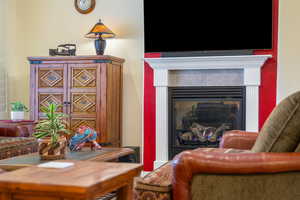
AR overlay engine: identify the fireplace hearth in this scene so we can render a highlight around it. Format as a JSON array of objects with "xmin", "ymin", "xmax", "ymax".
[{"xmin": 169, "ymin": 86, "xmax": 245, "ymax": 159}]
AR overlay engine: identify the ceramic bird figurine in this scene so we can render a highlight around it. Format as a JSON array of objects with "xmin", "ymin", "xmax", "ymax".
[{"xmin": 69, "ymin": 126, "xmax": 101, "ymax": 151}]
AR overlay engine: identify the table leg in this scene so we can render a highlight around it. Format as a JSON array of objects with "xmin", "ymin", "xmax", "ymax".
[{"xmin": 116, "ymin": 181, "xmax": 133, "ymax": 200}]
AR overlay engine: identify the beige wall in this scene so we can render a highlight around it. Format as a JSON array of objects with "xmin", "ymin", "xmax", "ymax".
[
  {"xmin": 0, "ymin": 1, "xmax": 4, "ymax": 59},
  {"xmin": 277, "ymin": 1, "xmax": 300, "ymax": 102},
  {"xmin": 4, "ymin": 0, "xmax": 144, "ymax": 147},
  {"xmin": 0, "ymin": 1, "xmax": 5, "ymax": 117}
]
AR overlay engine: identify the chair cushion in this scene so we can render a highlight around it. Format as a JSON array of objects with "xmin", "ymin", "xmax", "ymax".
[
  {"xmin": 191, "ymin": 171, "xmax": 300, "ymax": 200},
  {"xmin": 252, "ymin": 91, "xmax": 300, "ymax": 152},
  {"xmin": 134, "ymin": 162, "xmax": 172, "ymax": 200}
]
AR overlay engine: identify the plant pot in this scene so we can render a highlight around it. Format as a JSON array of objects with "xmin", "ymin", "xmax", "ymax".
[
  {"xmin": 10, "ymin": 111, "xmax": 25, "ymax": 121},
  {"xmin": 38, "ymin": 136, "xmax": 67, "ymax": 160}
]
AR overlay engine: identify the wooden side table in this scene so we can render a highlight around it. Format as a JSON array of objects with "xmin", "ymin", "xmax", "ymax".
[
  {"xmin": 0, "ymin": 160, "xmax": 143, "ymax": 200},
  {"xmin": 0, "ymin": 121, "xmax": 36, "ymax": 137}
]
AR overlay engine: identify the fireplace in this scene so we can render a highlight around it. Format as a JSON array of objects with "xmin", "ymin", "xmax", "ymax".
[
  {"xmin": 145, "ymin": 55, "xmax": 271, "ymax": 169},
  {"xmin": 168, "ymin": 86, "xmax": 245, "ymax": 159}
]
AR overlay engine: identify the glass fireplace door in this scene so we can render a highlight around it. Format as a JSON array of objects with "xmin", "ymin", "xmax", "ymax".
[{"xmin": 169, "ymin": 87, "xmax": 245, "ymax": 159}]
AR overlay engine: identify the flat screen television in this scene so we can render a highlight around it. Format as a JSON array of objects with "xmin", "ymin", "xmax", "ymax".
[{"xmin": 144, "ymin": 0, "xmax": 273, "ymax": 53}]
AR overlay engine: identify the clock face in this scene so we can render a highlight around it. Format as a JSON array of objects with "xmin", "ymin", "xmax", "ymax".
[
  {"xmin": 78, "ymin": 0, "xmax": 91, "ymax": 11},
  {"xmin": 75, "ymin": 0, "xmax": 95, "ymax": 14}
]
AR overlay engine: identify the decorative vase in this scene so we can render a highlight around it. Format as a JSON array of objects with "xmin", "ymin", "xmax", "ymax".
[
  {"xmin": 94, "ymin": 38, "xmax": 106, "ymax": 55},
  {"xmin": 10, "ymin": 111, "xmax": 25, "ymax": 121},
  {"xmin": 38, "ymin": 136, "xmax": 67, "ymax": 160}
]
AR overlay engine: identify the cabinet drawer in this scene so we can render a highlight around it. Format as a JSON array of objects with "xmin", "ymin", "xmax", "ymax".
[
  {"xmin": 37, "ymin": 64, "xmax": 66, "ymax": 88},
  {"xmin": 70, "ymin": 118, "xmax": 97, "ymax": 132},
  {"xmin": 69, "ymin": 64, "xmax": 99, "ymax": 89},
  {"xmin": 70, "ymin": 93, "xmax": 97, "ymax": 115}
]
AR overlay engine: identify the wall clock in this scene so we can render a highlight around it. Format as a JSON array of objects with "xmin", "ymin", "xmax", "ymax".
[{"xmin": 75, "ymin": 0, "xmax": 96, "ymax": 14}]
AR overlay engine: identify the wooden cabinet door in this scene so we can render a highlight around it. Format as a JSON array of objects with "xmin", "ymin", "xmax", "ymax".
[
  {"xmin": 34, "ymin": 64, "xmax": 67, "ymax": 120},
  {"xmin": 68, "ymin": 64, "xmax": 100, "ymax": 137}
]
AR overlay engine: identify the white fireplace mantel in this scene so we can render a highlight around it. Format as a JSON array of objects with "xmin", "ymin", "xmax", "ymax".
[
  {"xmin": 145, "ymin": 55, "xmax": 271, "ymax": 70},
  {"xmin": 144, "ymin": 55, "xmax": 272, "ymax": 169},
  {"xmin": 145, "ymin": 55, "xmax": 272, "ymax": 86}
]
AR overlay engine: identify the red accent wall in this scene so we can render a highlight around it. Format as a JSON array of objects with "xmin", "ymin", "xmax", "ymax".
[
  {"xmin": 256, "ymin": 0, "xmax": 279, "ymax": 128},
  {"xmin": 143, "ymin": 0, "xmax": 278, "ymax": 171},
  {"xmin": 143, "ymin": 53, "xmax": 161, "ymax": 171}
]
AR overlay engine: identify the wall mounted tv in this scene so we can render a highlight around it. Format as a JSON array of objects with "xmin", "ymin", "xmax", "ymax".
[{"xmin": 144, "ymin": 0, "xmax": 273, "ymax": 53}]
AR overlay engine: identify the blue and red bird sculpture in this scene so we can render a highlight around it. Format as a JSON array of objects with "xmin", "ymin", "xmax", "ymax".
[{"xmin": 69, "ymin": 126, "xmax": 101, "ymax": 151}]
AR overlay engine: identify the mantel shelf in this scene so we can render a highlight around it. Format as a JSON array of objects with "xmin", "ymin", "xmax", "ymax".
[{"xmin": 145, "ymin": 55, "xmax": 272, "ymax": 70}]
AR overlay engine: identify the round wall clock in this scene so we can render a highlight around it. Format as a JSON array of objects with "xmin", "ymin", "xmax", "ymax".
[{"xmin": 75, "ymin": 0, "xmax": 96, "ymax": 14}]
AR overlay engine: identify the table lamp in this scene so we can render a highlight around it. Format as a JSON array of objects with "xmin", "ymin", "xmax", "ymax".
[{"xmin": 85, "ymin": 19, "xmax": 115, "ymax": 55}]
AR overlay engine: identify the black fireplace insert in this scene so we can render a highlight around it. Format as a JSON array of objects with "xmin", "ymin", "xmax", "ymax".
[{"xmin": 169, "ymin": 86, "xmax": 246, "ymax": 159}]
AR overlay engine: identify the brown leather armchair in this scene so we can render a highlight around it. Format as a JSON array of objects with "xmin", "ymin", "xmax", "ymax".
[
  {"xmin": 0, "ymin": 121, "xmax": 36, "ymax": 137},
  {"xmin": 135, "ymin": 91, "xmax": 300, "ymax": 200},
  {"xmin": 172, "ymin": 130, "xmax": 300, "ymax": 200}
]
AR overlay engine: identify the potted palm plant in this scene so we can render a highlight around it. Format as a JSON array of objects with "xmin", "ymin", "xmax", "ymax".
[
  {"xmin": 10, "ymin": 102, "xmax": 29, "ymax": 121},
  {"xmin": 33, "ymin": 103, "xmax": 70, "ymax": 160}
]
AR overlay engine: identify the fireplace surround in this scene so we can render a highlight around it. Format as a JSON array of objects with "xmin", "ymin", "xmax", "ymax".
[{"xmin": 145, "ymin": 55, "xmax": 271, "ymax": 169}]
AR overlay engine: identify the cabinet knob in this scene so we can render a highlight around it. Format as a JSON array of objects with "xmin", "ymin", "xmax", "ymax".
[{"xmin": 63, "ymin": 101, "xmax": 71, "ymax": 105}]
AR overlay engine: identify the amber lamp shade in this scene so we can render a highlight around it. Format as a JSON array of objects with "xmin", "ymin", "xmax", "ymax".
[{"xmin": 85, "ymin": 19, "xmax": 116, "ymax": 55}]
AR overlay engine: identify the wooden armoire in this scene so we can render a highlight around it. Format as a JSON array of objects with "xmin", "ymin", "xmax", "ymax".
[{"xmin": 28, "ymin": 56, "xmax": 124, "ymax": 147}]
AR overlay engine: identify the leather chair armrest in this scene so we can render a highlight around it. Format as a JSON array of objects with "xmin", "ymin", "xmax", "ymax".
[
  {"xmin": 172, "ymin": 150, "xmax": 300, "ymax": 200},
  {"xmin": 219, "ymin": 130, "xmax": 258, "ymax": 150},
  {"xmin": 16, "ymin": 125, "xmax": 35, "ymax": 137},
  {"xmin": 0, "ymin": 123, "xmax": 36, "ymax": 137}
]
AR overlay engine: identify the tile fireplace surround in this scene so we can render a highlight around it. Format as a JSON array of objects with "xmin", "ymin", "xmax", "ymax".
[{"xmin": 145, "ymin": 55, "xmax": 272, "ymax": 169}]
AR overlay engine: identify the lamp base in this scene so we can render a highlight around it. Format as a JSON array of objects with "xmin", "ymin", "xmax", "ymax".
[{"xmin": 94, "ymin": 38, "xmax": 106, "ymax": 55}]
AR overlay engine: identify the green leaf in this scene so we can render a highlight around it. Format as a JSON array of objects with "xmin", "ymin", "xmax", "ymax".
[
  {"xmin": 10, "ymin": 101, "xmax": 29, "ymax": 112},
  {"xmin": 33, "ymin": 132, "xmax": 49, "ymax": 138}
]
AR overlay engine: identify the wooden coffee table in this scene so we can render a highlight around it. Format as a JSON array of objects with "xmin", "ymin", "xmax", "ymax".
[
  {"xmin": 0, "ymin": 160, "xmax": 143, "ymax": 200},
  {"xmin": 0, "ymin": 147, "xmax": 134, "ymax": 171}
]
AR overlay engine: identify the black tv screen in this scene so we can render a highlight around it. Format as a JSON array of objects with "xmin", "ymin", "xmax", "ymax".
[{"xmin": 144, "ymin": 0, "xmax": 273, "ymax": 53}]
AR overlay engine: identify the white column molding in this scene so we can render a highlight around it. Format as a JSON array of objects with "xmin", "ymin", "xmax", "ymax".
[
  {"xmin": 244, "ymin": 67, "xmax": 261, "ymax": 86},
  {"xmin": 246, "ymin": 86, "xmax": 260, "ymax": 132},
  {"xmin": 154, "ymin": 69, "xmax": 169, "ymax": 87},
  {"xmin": 154, "ymin": 86, "xmax": 169, "ymax": 169},
  {"xmin": 243, "ymin": 67, "xmax": 261, "ymax": 132},
  {"xmin": 154, "ymin": 69, "xmax": 170, "ymax": 168}
]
